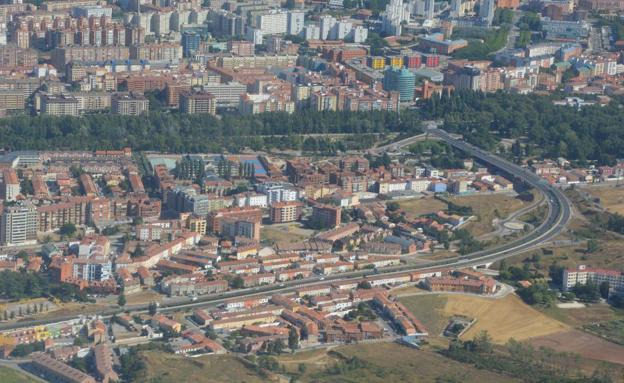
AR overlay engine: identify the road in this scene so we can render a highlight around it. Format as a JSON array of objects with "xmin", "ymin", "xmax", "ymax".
[{"xmin": 0, "ymin": 127, "xmax": 573, "ymax": 332}]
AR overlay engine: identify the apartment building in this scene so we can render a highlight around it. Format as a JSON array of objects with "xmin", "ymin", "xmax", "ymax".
[
  {"xmin": 2, "ymin": 168, "xmax": 20, "ymax": 201},
  {"xmin": 312, "ymin": 204, "xmax": 341, "ymax": 228},
  {"xmin": 0, "ymin": 201, "xmax": 38, "ymax": 246},
  {"xmin": 179, "ymin": 91, "xmax": 216, "ymax": 115},
  {"xmin": 112, "ymin": 93, "xmax": 149, "ymax": 115},
  {"xmin": 270, "ymin": 201, "xmax": 303, "ymax": 223},
  {"xmin": 563, "ymin": 265, "xmax": 624, "ymax": 293},
  {"xmin": 40, "ymin": 94, "xmax": 80, "ymax": 116}
]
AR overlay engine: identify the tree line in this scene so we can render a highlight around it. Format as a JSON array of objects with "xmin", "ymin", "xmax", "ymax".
[
  {"xmin": 421, "ymin": 91, "xmax": 624, "ymax": 166},
  {"xmin": 0, "ymin": 110, "xmax": 421, "ymax": 154}
]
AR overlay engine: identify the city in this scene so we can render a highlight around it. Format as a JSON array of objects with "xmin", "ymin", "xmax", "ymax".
[{"xmin": 0, "ymin": 0, "xmax": 622, "ymax": 382}]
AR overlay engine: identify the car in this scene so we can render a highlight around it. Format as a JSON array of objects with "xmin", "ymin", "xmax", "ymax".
[
  {"xmin": 319, "ymin": 277, "xmax": 325, "ymax": 281},
  {"xmin": 279, "ymin": 283, "xmax": 285, "ymax": 287}
]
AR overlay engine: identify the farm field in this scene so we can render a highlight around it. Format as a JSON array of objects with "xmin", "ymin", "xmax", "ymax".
[{"xmin": 400, "ymin": 293, "xmax": 568, "ymax": 343}]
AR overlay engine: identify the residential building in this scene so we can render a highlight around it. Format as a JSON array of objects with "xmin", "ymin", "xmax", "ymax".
[
  {"xmin": 311, "ymin": 204, "xmax": 341, "ymax": 228},
  {"xmin": 182, "ymin": 31, "xmax": 200, "ymax": 58},
  {"xmin": 2, "ymin": 168, "xmax": 20, "ymax": 201},
  {"xmin": 179, "ymin": 91, "xmax": 216, "ymax": 115},
  {"xmin": 40, "ymin": 94, "xmax": 80, "ymax": 116},
  {"xmin": 270, "ymin": 201, "xmax": 303, "ymax": 223},
  {"xmin": 31, "ymin": 353, "xmax": 96, "ymax": 383},
  {"xmin": 0, "ymin": 201, "xmax": 38, "ymax": 246},
  {"xmin": 563, "ymin": 265, "xmax": 624, "ymax": 294},
  {"xmin": 112, "ymin": 93, "xmax": 149, "ymax": 115}
]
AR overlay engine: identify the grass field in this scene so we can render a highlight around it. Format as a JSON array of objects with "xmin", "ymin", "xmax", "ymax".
[
  {"xmin": 447, "ymin": 193, "xmax": 527, "ymax": 237},
  {"xmin": 124, "ymin": 290, "xmax": 163, "ymax": 306},
  {"xmin": 399, "ymin": 193, "xmax": 530, "ymax": 238},
  {"xmin": 400, "ymin": 294, "xmax": 569, "ymax": 344},
  {"xmin": 139, "ymin": 344, "xmax": 521, "ymax": 383},
  {"xmin": 280, "ymin": 343, "xmax": 520, "ymax": 383},
  {"xmin": 0, "ymin": 367, "xmax": 37, "ymax": 383},
  {"xmin": 261, "ymin": 223, "xmax": 314, "ymax": 244},
  {"xmin": 397, "ymin": 294, "xmax": 449, "ymax": 336},
  {"xmin": 529, "ymin": 329, "xmax": 624, "ymax": 365},
  {"xmin": 583, "ymin": 185, "xmax": 624, "ymax": 215},
  {"xmin": 505, "ymin": 236, "xmax": 624, "ymax": 272},
  {"xmin": 540, "ymin": 303, "xmax": 624, "ymax": 328},
  {"xmin": 141, "ymin": 350, "xmax": 267, "ymax": 383},
  {"xmin": 398, "ymin": 197, "xmax": 447, "ymax": 218}
]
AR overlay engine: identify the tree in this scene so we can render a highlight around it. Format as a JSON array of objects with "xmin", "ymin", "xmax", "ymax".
[
  {"xmin": 386, "ymin": 201, "xmax": 400, "ymax": 212},
  {"xmin": 288, "ymin": 327, "xmax": 299, "ymax": 350},
  {"xmin": 587, "ymin": 239, "xmax": 599, "ymax": 254},
  {"xmin": 298, "ymin": 363, "xmax": 307, "ymax": 374},
  {"xmin": 148, "ymin": 301, "xmax": 158, "ymax": 316},
  {"xmin": 572, "ymin": 283, "xmax": 600, "ymax": 302},
  {"xmin": 131, "ymin": 245, "xmax": 144, "ymax": 258},
  {"xmin": 118, "ymin": 294, "xmax": 127, "ymax": 307},
  {"xmin": 59, "ymin": 223, "xmax": 77, "ymax": 237},
  {"xmin": 357, "ymin": 281, "xmax": 372, "ymax": 289},
  {"xmin": 548, "ymin": 263, "xmax": 564, "ymax": 286},
  {"xmin": 230, "ymin": 276, "xmax": 245, "ymax": 289},
  {"xmin": 599, "ymin": 282, "xmax": 610, "ymax": 300}
]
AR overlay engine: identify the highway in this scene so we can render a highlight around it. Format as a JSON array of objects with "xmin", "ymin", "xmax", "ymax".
[{"xmin": 0, "ymin": 127, "xmax": 573, "ymax": 332}]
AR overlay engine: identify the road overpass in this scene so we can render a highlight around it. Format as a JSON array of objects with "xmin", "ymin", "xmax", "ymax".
[{"xmin": 0, "ymin": 128, "xmax": 573, "ymax": 332}]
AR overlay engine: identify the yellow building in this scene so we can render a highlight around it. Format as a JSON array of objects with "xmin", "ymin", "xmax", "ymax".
[
  {"xmin": 387, "ymin": 56, "xmax": 403, "ymax": 68},
  {"xmin": 187, "ymin": 216, "xmax": 207, "ymax": 236},
  {"xmin": 368, "ymin": 56, "xmax": 386, "ymax": 70}
]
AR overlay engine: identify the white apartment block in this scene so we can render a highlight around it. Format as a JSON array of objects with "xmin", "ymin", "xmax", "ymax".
[
  {"xmin": 235, "ymin": 193, "xmax": 268, "ymax": 208},
  {"xmin": 255, "ymin": 10, "xmax": 288, "ymax": 35},
  {"xmin": 320, "ymin": 15, "xmax": 336, "ymax": 40},
  {"xmin": 305, "ymin": 25, "xmax": 320, "ymax": 40},
  {"xmin": 287, "ymin": 11, "xmax": 305, "ymax": 35},
  {"xmin": 563, "ymin": 265, "xmax": 624, "ymax": 293}
]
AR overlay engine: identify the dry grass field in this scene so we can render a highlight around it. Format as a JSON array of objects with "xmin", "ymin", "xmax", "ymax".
[
  {"xmin": 529, "ymin": 329, "xmax": 624, "ymax": 365},
  {"xmin": 261, "ymin": 223, "xmax": 314, "ymax": 244},
  {"xmin": 584, "ymin": 185, "xmax": 624, "ymax": 215},
  {"xmin": 448, "ymin": 193, "xmax": 527, "ymax": 237},
  {"xmin": 540, "ymin": 303, "xmax": 624, "ymax": 327},
  {"xmin": 139, "ymin": 343, "xmax": 521, "ymax": 383},
  {"xmin": 444, "ymin": 294, "xmax": 569, "ymax": 343},
  {"xmin": 398, "ymin": 196, "xmax": 447, "ymax": 218},
  {"xmin": 278, "ymin": 342, "xmax": 520, "ymax": 383},
  {"xmin": 400, "ymin": 294, "xmax": 569, "ymax": 344},
  {"xmin": 141, "ymin": 350, "xmax": 267, "ymax": 383},
  {"xmin": 0, "ymin": 367, "xmax": 36, "ymax": 383},
  {"xmin": 124, "ymin": 290, "xmax": 162, "ymax": 306}
]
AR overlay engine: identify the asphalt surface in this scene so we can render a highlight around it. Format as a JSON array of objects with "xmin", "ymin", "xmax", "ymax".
[{"xmin": 0, "ymin": 127, "xmax": 573, "ymax": 332}]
